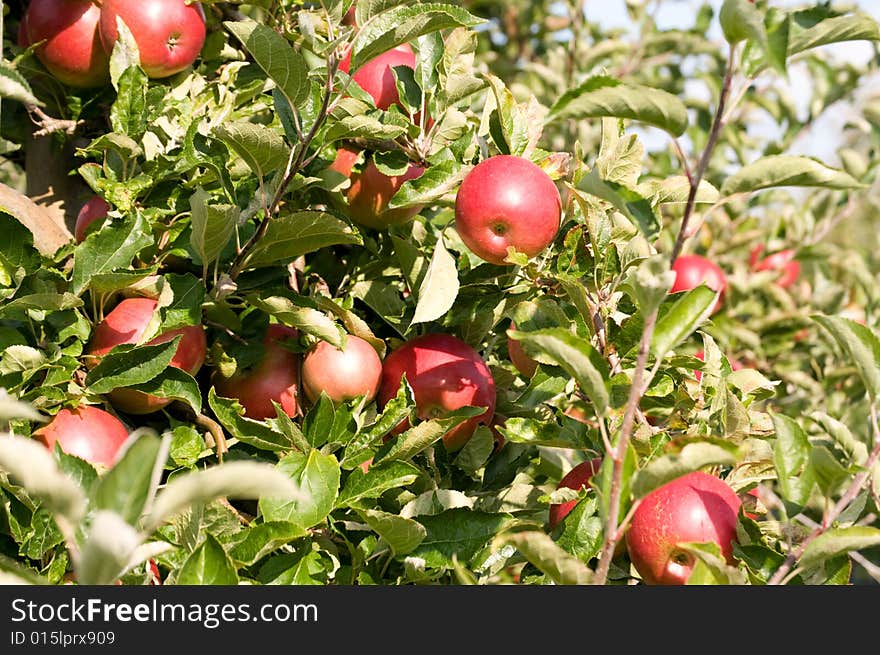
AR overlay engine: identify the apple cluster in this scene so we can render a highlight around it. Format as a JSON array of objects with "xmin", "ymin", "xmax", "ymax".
[{"xmin": 20, "ymin": 0, "xmax": 207, "ymax": 88}]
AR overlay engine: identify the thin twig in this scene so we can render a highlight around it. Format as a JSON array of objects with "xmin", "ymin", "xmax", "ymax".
[
  {"xmin": 669, "ymin": 44, "xmax": 737, "ymax": 266},
  {"xmin": 194, "ymin": 412, "xmax": 228, "ymax": 461}
]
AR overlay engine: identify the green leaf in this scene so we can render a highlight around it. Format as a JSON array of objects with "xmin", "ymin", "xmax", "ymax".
[
  {"xmin": 719, "ymin": 0, "xmax": 766, "ymax": 46},
  {"xmin": 576, "ymin": 169, "xmax": 659, "ymax": 239},
  {"xmin": 324, "ymin": 114, "xmax": 408, "ymax": 143},
  {"xmin": 720, "ymin": 156, "xmax": 864, "ymax": 196},
  {"xmin": 0, "ymin": 293, "xmax": 83, "ymax": 319},
  {"xmin": 358, "ymin": 509, "xmax": 427, "ymax": 556},
  {"xmin": 337, "ymin": 461, "xmax": 420, "ymax": 508},
  {"xmin": 547, "ymin": 75, "xmax": 689, "ymax": 137},
  {"xmin": 631, "ymin": 440, "xmax": 740, "ymax": 499},
  {"xmin": 799, "ymin": 527, "xmax": 880, "ymax": 572},
  {"xmin": 77, "ymin": 511, "xmax": 143, "ymax": 585},
  {"xmin": 247, "ymin": 294, "xmax": 345, "ymax": 349},
  {"xmin": 771, "ymin": 413, "xmax": 815, "ymax": 507},
  {"xmin": 501, "ymin": 530, "xmax": 594, "ymax": 584},
  {"xmin": 788, "ymin": 14, "xmax": 880, "ymax": 58},
  {"xmin": 176, "ymin": 534, "xmax": 238, "ymax": 585},
  {"xmin": 387, "ymin": 160, "xmax": 467, "ymax": 209},
  {"xmin": 214, "ymin": 121, "xmax": 290, "ymax": 180},
  {"xmin": 497, "ymin": 416, "xmax": 590, "ymax": 450},
  {"xmin": 244, "ymin": 211, "xmax": 362, "ymax": 269},
  {"xmin": 208, "ymin": 388, "xmax": 295, "ymax": 452},
  {"xmin": 373, "ymin": 407, "xmax": 486, "ymax": 463},
  {"xmin": 621, "ymin": 254, "xmax": 676, "ymax": 316},
  {"xmin": 189, "ymin": 187, "xmax": 239, "ymax": 271},
  {"xmin": 681, "ymin": 541, "xmax": 748, "ymax": 585},
  {"xmin": 0, "ymin": 60, "xmax": 42, "ymax": 106},
  {"xmin": 651, "ymin": 285, "xmax": 718, "ymax": 358},
  {"xmin": 349, "ymin": 3, "xmax": 483, "ymax": 71},
  {"xmin": 71, "ymin": 212, "xmax": 154, "ymax": 295},
  {"xmin": 84, "ymin": 338, "xmax": 180, "ymax": 394},
  {"xmin": 411, "ymin": 236, "xmax": 459, "ymax": 325},
  {"xmin": 93, "ymin": 431, "xmax": 167, "ymax": 526},
  {"xmin": 507, "ymin": 328, "xmax": 609, "ymax": 416},
  {"xmin": 453, "ymin": 425, "xmax": 494, "ymax": 476},
  {"xmin": 339, "ymin": 380, "xmax": 414, "ymax": 470},
  {"xmin": 144, "ymin": 462, "xmax": 303, "ymax": 534},
  {"xmin": 259, "ymin": 450, "xmax": 340, "ymax": 529},
  {"xmin": 555, "ymin": 496, "xmax": 604, "ymax": 563},
  {"xmin": 412, "ymin": 508, "xmax": 512, "ymax": 569},
  {"xmin": 110, "ymin": 64, "xmax": 148, "ymax": 139},
  {"xmin": 225, "ymin": 20, "xmax": 310, "ymax": 108},
  {"xmin": 128, "ymin": 367, "xmax": 203, "ymax": 415},
  {"xmin": 229, "ymin": 521, "xmax": 308, "ymax": 566},
  {"xmin": 813, "ymin": 315, "xmax": 880, "ymax": 402}
]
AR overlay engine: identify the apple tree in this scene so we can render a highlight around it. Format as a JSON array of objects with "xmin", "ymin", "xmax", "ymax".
[{"xmin": 0, "ymin": 0, "xmax": 879, "ymax": 586}]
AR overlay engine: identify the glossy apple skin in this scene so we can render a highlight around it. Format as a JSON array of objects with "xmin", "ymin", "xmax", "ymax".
[
  {"xmin": 23, "ymin": 0, "xmax": 110, "ymax": 88},
  {"xmin": 454, "ymin": 155, "xmax": 562, "ymax": 266},
  {"xmin": 749, "ymin": 245, "xmax": 800, "ymax": 289},
  {"xmin": 507, "ymin": 321, "xmax": 538, "ymax": 378},
  {"xmin": 34, "ymin": 405, "xmax": 129, "ymax": 468},
  {"xmin": 625, "ymin": 471, "xmax": 741, "ymax": 585},
  {"xmin": 301, "ymin": 334, "xmax": 383, "ymax": 405},
  {"xmin": 340, "ymin": 43, "xmax": 416, "ymax": 111},
  {"xmin": 74, "ymin": 196, "xmax": 111, "ymax": 243},
  {"xmin": 670, "ymin": 254, "xmax": 727, "ymax": 314},
  {"xmin": 548, "ymin": 458, "xmax": 603, "ymax": 531},
  {"xmin": 85, "ymin": 297, "xmax": 207, "ymax": 414},
  {"xmin": 331, "ymin": 146, "xmax": 425, "ymax": 229},
  {"xmin": 213, "ymin": 325, "xmax": 300, "ymax": 420},
  {"xmin": 99, "ymin": 0, "xmax": 206, "ymax": 79},
  {"xmin": 377, "ymin": 333, "xmax": 496, "ymax": 452}
]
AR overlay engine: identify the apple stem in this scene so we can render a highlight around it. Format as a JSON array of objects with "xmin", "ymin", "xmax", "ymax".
[
  {"xmin": 669, "ymin": 42, "xmax": 737, "ymax": 266},
  {"xmin": 768, "ymin": 402, "xmax": 880, "ymax": 584},
  {"xmin": 194, "ymin": 412, "xmax": 228, "ymax": 461}
]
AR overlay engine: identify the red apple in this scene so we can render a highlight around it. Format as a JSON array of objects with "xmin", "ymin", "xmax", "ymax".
[
  {"xmin": 339, "ymin": 43, "xmax": 416, "ymax": 112},
  {"xmin": 74, "ymin": 195, "xmax": 111, "ymax": 243},
  {"xmin": 85, "ymin": 297, "xmax": 207, "ymax": 414},
  {"xmin": 625, "ymin": 470, "xmax": 741, "ymax": 585},
  {"xmin": 749, "ymin": 245, "xmax": 800, "ymax": 289},
  {"xmin": 376, "ymin": 333, "xmax": 496, "ymax": 452},
  {"xmin": 23, "ymin": 0, "xmax": 110, "ymax": 88},
  {"xmin": 507, "ymin": 321, "xmax": 538, "ymax": 378},
  {"xmin": 301, "ymin": 334, "xmax": 383, "ymax": 405},
  {"xmin": 212, "ymin": 325, "xmax": 300, "ymax": 420},
  {"xmin": 454, "ymin": 155, "xmax": 562, "ymax": 266},
  {"xmin": 33, "ymin": 405, "xmax": 129, "ymax": 468},
  {"xmin": 670, "ymin": 254, "xmax": 727, "ymax": 314},
  {"xmin": 98, "ymin": 0, "xmax": 206, "ymax": 79},
  {"xmin": 548, "ymin": 457, "xmax": 603, "ymax": 531},
  {"xmin": 331, "ymin": 146, "xmax": 425, "ymax": 229},
  {"xmin": 342, "ymin": 5, "xmax": 357, "ymax": 27}
]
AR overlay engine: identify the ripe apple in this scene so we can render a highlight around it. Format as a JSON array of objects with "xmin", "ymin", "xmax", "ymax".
[
  {"xmin": 74, "ymin": 195, "xmax": 111, "ymax": 243},
  {"xmin": 454, "ymin": 155, "xmax": 562, "ymax": 266},
  {"xmin": 376, "ymin": 333, "xmax": 496, "ymax": 452},
  {"xmin": 507, "ymin": 321, "xmax": 538, "ymax": 378},
  {"xmin": 23, "ymin": 0, "xmax": 110, "ymax": 88},
  {"xmin": 212, "ymin": 325, "xmax": 300, "ymax": 420},
  {"xmin": 670, "ymin": 254, "xmax": 727, "ymax": 314},
  {"xmin": 85, "ymin": 297, "xmax": 207, "ymax": 414},
  {"xmin": 33, "ymin": 405, "xmax": 129, "ymax": 468},
  {"xmin": 301, "ymin": 334, "xmax": 383, "ymax": 405},
  {"xmin": 98, "ymin": 0, "xmax": 206, "ymax": 79},
  {"xmin": 339, "ymin": 43, "xmax": 416, "ymax": 112},
  {"xmin": 548, "ymin": 457, "xmax": 603, "ymax": 531},
  {"xmin": 625, "ymin": 470, "xmax": 741, "ymax": 585},
  {"xmin": 749, "ymin": 245, "xmax": 800, "ymax": 289},
  {"xmin": 330, "ymin": 146, "xmax": 425, "ymax": 229}
]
